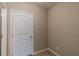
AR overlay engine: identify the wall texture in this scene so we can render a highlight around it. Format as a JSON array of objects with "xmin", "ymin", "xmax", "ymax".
[
  {"xmin": 0, "ymin": 3, "xmax": 3, "ymax": 8},
  {"xmin": 48, "ymin": 2, "xmax": 79, "ymax": 56},
  {"xmin": 7, "ymin": 2, "xmax": 48, "ymax": 52}
]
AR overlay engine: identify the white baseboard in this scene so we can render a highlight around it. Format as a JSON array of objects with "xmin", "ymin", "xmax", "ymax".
[
  {"xmin": 47, "ymin": 48, "xmax": 60, "ymax": 56},
  {"xmin": 32, "ymin": 48, "xmax": 60, "ymax": 56},
  {"xmin": 32, "ymin": 48, "xmax": 48, "ymax": 55}
]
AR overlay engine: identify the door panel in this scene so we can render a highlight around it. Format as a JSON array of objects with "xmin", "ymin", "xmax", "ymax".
[
  {"xmin": 14, "ymin": 36, "xmax": 31, "ymax": 56},
  {"xmin": 15, "ymin": 14, "xmax": 29, "ymax": 35},
  {"xmin": 12, "ymin": 10, "xmax": 33, "ymax": 56}
]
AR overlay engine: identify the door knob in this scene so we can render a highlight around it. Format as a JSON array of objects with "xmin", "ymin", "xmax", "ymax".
[
  {"xmin": 28, "ymin": 35, "xmax": 32, "ymax": 38},
  {"xmin": 29, "ymin": 36, "xmax": 32, "ymax": 38}
]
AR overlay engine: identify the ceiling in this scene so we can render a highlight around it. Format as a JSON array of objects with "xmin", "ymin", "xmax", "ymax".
[
  {"xmin": 0, "ymin": 2, "xmax": 56, "ymax": 9},
  {"xmin": 29, "ymin": 2, "xmax": 56, "ymax": 9}
]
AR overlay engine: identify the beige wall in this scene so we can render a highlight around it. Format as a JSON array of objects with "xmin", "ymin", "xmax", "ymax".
[
  {"xmin": 7, "ymin": 2, "xmax": 48, "ymax": 52},
  {"xmin": 6, "ymin": 2, "xmax": 79, "ymax": 56},
  {"xmin": 0, "ymin": 3, "xmax": 3, "ymax": 8},
  {"xmin": 48, "ymin": 2, "xmax": 79, "ymax": 56}
]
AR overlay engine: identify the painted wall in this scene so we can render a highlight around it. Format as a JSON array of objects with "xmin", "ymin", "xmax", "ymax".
[
  {"xmin": 7, "ymin": 2, "xmax": 48, "ymax": 52},
  {"xmin": 0, "ymin": 3, "xmax": 2, "ymax": 8},
  {"xmin": 48, "ymin": 2, "xmax": 79, "ymax": 56}
]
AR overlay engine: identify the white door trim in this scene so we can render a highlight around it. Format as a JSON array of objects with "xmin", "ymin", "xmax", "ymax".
[{"xmin": 1, "ymin": 8, "xmax": 7, "ymax": 56}]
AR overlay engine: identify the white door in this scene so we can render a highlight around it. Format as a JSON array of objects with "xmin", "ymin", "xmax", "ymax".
[{"xmin": 12, "ymin": 10, "xmax": 33, "ymax": 56}]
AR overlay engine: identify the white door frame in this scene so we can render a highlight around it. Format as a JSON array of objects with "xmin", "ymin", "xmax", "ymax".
[
  {"xmin": 1, "ymin": 8, "xmax": 7, "ymax": 56},
  {"xmin": 9, "ymin": 9, "xmax": 34, "ymax": 56}
]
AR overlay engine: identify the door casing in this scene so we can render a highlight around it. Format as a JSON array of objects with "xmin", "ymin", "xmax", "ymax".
[
  {"xmin": 7, "ymin": 9, "xmax": 34, "ymax": 56},
  {"xmin": 1, "ymin": 8, "xmax": 7, "ymax": 56}
]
